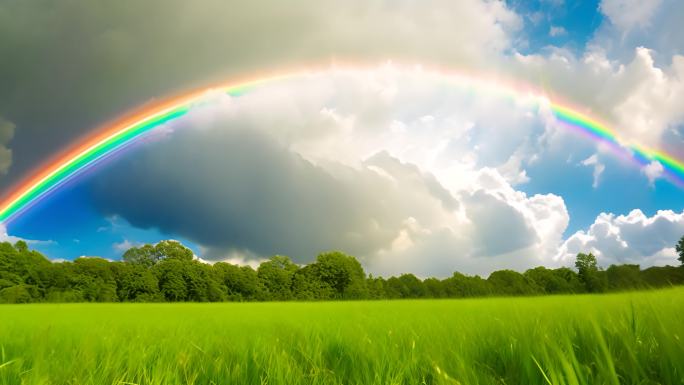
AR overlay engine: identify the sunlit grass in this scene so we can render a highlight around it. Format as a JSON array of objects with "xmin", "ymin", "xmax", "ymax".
[{"xmin": 0, "ymin": 288, "xmax": 683, "ymax": 384}]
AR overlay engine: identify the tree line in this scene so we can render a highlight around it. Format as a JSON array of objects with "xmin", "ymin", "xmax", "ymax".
[{"xmin": 1, "ymin": 239, "xmax": 683, "ymax": 303}]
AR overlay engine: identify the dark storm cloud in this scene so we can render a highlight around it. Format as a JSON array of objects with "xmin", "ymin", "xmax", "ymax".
[
  {"xmin": 461, "ymin": 190, "xmax": 538, "ymax": 256},
  {"xmin": 0, "ymin": 117, "xmax": 14, "ymax": 174},
  {"xmin": 0, "ymin": 0, "xmax": 519, "ymax": 190},
  {"xmin": 88, "ymin": 121, "xmax": 462, "ymax": 261}
]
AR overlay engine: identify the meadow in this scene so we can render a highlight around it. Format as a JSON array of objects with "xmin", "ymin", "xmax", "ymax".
[{"xmin": 0, "ymin": 288, "xmax": 683, "ymax": 385}]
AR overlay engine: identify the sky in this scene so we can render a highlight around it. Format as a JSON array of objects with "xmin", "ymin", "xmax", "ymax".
[{"xmin": 1, "ymin": 0, "xmax": 684, "ymax": 277}]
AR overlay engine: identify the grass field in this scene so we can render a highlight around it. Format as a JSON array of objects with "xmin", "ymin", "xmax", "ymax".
[{"xmin": 0, "ymin": 288, "xmax": 683, "ymax": 385}]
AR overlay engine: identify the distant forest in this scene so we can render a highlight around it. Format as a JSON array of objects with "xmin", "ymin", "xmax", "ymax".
[{"xmin": 1, "ymin": 239, "xmax": 684, "ymax": 303}]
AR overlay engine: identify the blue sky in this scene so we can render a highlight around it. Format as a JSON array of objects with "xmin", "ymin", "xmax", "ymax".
[
  {"xmin": 2, "ymin": 0, "xmax": 684, "ymax": 276},
  {"xmin": 511, "ymin": 0, "xmax": 603, "ymax": 53}
]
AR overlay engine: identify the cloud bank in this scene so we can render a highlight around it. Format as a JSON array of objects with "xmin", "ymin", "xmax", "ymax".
[
  {"xmin": 559, "ymin": 209, "xmax": 684, "ymax": 267},
  {"xmin": 1, "ymin": 0, "xmax": 684, "ymax": 275},
  {"xmin": 90, "ymin": 70, "xmax": 570, "ymax": 276}
]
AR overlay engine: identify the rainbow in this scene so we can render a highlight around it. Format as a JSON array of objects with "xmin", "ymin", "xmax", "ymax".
[{"xmin": 0, "ymin": 66, "xmax": 681, "ymax": 224}]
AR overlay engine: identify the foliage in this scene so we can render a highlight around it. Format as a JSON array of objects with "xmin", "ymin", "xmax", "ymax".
[
  {"xmin": 1, "ymin": 239, "xmax": 684, "ymax": 303},
  {"xmin": 122, "ymin": 240, "xmax": 193, "ymax": 268},
  {"xmin": 257, "ymin": 255, "xmax": 299, "ymax": 300},
  {"xmin": 677, "ymin": 234, "xmax": 684, "ymax": 265},
  {"xmin": 575, "ymin": 252, "xmax": 608, "ymax": 293}
]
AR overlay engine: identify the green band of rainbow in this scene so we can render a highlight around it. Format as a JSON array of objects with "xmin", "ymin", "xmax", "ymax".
[{"xmin": 0, "ymin": 68, "xmax": 682, "ymax": 225}]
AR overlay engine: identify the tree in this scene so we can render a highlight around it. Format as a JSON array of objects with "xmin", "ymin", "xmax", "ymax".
[
  {"xmin": 113, "ymin": 263, "xmax": 160, "ymax": 302},
  {"xmin": 123, "ymin": 240, "xmax": 194, "ymax": 268},
  {"xmin": 153, "ymin": 259, "xmax": 189, "ymax": 301},
  {"xmin": 606, "ymin": 264, "xmax": 644, "ymax": 291},
  {"xmin": 676, "ymin": 235, "xmax": 684, "ymax": 265},
  {"xmin": 122, "ymin": 244, "xmax": 159, "ymax": 268},
  {"xmin": 0, "ymin": 285, "xmax": 35, "ymax": 303},
  {"xmin": 366, "ymin": 275, "xmax": 388, "ymax": 299},
  {"xmin": 442, "ymin": 272, "xmax": 491, "ymax": 298},
  {"xmin": 71, "ymin": 257, "xmax": 118, "ymax": 302},
  {"xmin": 14, "ymin": 240, "xmax": 28, "ymax": 253},
  {"xmin": 385, "ymin": 274, "xmax": 426, "ymax": 298},
  {"xmin": 257, "ymin": 255, "xmax": 299, "ymax": 300},
  {"xmin": 155, "ymin": 240, "xmax": 194, "ymax": 262},
  {"xmin": 213, "ymin": 263, "xmax": 262, "ymax": 301},
  {"xmin": 575, "ymin": 253, "xmax": 607, "ymax": 293},
  {"xmin": 641, "ymin": 265, "xmax": 684, "ymax": 287},
  {"xmin": 314, "ymin": 251, "xmax": 368, "ymax": 299},
  {"xmin": 487, "ymin": 270, "xmax": 541, "ymax": 296},
  {"xmin": 524, "ymin": 266, "xmax": 582, "ymax": 294},
  {"xmin": 291, "ymin": 264, "xmax": 334, "ymax": 300},
  {"xmin": 423, "ymin": 278, "xmax": 445, "ymax": 298}
]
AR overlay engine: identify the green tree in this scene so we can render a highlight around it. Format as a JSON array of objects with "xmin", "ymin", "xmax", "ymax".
[
  {"xmin": 366, "ymin": 275, "xmax": 388, "ymax": 299},
  {"xmin": 213, "ymin": 263, "xmax": 262, "ymax": 301},
  {"xmin": 385, "ymin": 274, "xmax": 426, "ymax": 298},
  {"xmin": 575, "ymin": 253, "xmax": 607, "ymax": 293},
  {"xmin": 14, "ymin": 240, "xmax": 28, "ymax": 253},
  {"xmin": 113, "ymin": 263, "xmax": 160, "ymax": 302},
  {"xmin": 153, "ymin": 259, "xmax": 189, "ymax": 301},
  {"xmin": 71, "ymin": 257, "xmax": 118, "ymax": 302},
  {"xmin": 122, "ymin": 244, "xmax": 159, "ymax": 268},
  {"xmin": 291, "ymin": 264, "xmax": 334, "ymax": 300},
  {"xmin": 155, "ymin": 240, "xmax": 194, "ymax": 262},
  {"xmin": 676, "ymin": 235, "xmax": 684, "ymax": 265},
  {"xmin": 524, "ymin": 266, "xmax": 582, "ymax": 294},
  {"xmin": 488, "ymin": 270, "xmax": 541, "ymax": 296},
  {"xmin": 0, "ymin": 285, "xmax": 35, "ymax": 303},
  {"xmin": 257, "ymin": 255, "xmax": 299, "ymax": 300},
  {"xmin": 606, "ymin": 264, "xmax": 644, "ymax": 291},
  {"xmin": 123, "ymin": 240, "xmax": 193, "ymax": 267},
  {"xmin": 314, "ymin": 251, "xmax": 368, "ymax": 299},
  {"xmin": 423, "ymin": 278, "xmax": 445, "ymax": 298},
  {"xmin": 442, "ymin": 272, "xmax": 491, "ymax": 298},
  {"xmin": 640, "ymin": 265, "xmax": 684, "ymax": 287}
]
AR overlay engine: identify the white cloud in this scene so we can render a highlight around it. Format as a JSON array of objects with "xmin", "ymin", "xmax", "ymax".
[
  {"xmin": 642, "ymin": 160, "xmax": 664, "ymax": 185},
  {"xmin": 580, "ymin": 154, "xmax": 605, "ymax": 188},
  {"xmin": 549, "ymin": 26, "xmax": 567, "ymax": 37},
  {"xmin": 600, "ymin": 0, "xmax": 663, "ymax": 33},
  {"xmin": 112, "ymin": 239, "xmax": 137, "ymax": 252},
  {"xmin": 90, "ymin": 68, "xmax": 571, "ymax": 277},
  {"xmin": 558, "ymin": 209, "xmax": 684, "ymax": 266},
  {"xmin": 0, "ymin": 223, "xmax": 54, "ymax": 246},
  {"xmin": 512, "ymin": 45, "xmax": 684, "ymax": 155},
  {"xmin": 0, "ymin": 224, "xmax": 22, "ymax": 244},
  {"xmin": 368, "ymin": 168, "xmax": 569, "ymax": 276},
  {"xmin": 4, "ymin": 0, "xmax": 684, "ymax": 276}
]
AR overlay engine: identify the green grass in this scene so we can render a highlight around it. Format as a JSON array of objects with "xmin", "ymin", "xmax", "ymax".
[{"xmin": 0, "ymin": 289, "xmax": 683, "ymax": 384}]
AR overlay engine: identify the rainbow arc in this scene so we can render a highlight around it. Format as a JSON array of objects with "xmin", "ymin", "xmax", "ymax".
[{"xmin": 0, "ymin": 66, "xmax": 680, "ymax": 224}]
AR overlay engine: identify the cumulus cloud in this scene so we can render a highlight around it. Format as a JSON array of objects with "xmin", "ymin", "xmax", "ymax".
[
  {"xmin": 2, "ymin": 0, "xmax": 682, "ymax": 193},
  {"xmin": 368, "ymin": 168, "xmax": 568, "ymax": 276},
  {"xmin": 642, "ymin": 160, "xmax": 664, "ymax": 185},
  {"xmin": 0, "ymin": 224, "xmax": 22, "ymax": 244},
  {"xmin": 2, "ymin": 0, "xmax": 684, "ymax": 275},
  {"xmin": 558, "ymin": 209, "xmax": 684, "ymax": 266},
  {"xmin": 600, "ymin": 0, "xmax": 663, "ymax": 33},
  {"xmin": 87, "ymin": 70, "xmax": 570, "ymax": 276},
  {"xmin": 511, "ymin": 45, "xmax": 684, "ymax": 164}
]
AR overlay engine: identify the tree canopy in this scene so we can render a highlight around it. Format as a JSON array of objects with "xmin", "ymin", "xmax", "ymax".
[{"xmin": 0, "ymin": 239, "xmax": 682, "ymax": 304}]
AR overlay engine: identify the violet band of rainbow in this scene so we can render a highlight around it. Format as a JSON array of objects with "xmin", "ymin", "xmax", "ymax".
[{"xmin": 1, "ymin": 67, "xmax": 681, "ymax": 224}]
